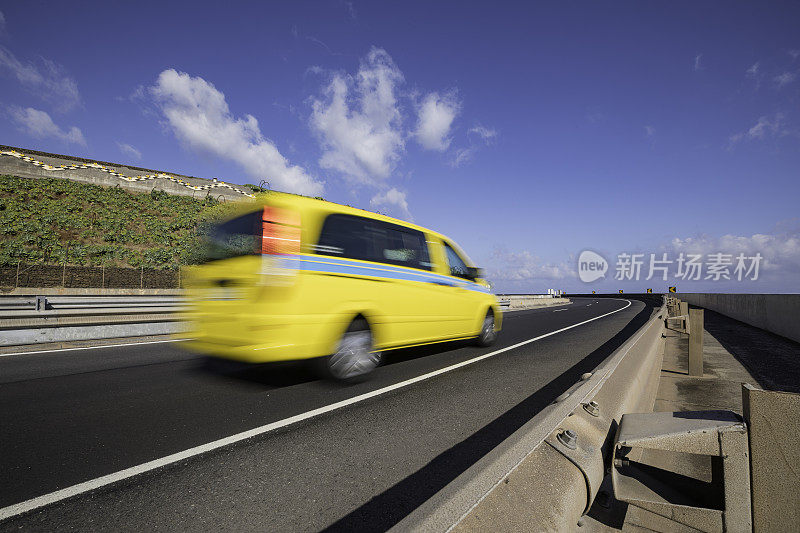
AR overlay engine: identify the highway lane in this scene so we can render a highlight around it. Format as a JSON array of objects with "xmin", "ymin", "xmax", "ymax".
[{"xmin": 0, "ymin": 297, "xmax": 656, "ymax": 531}]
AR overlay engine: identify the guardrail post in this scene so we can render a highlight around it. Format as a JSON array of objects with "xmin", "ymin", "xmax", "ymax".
[
  {"xmin": 688, "ymin": 308, "xmax": 704, "ymax": 376},
  {"xmin": 679, "ymin": 301, "xmax": 688, "ymax": 318},
  {"xmin": 612, "ymin": 410, "xmax": 751, "ymax": 532}
]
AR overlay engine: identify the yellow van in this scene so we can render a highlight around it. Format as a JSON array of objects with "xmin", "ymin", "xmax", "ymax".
[{"xmin": 182, "ymin": 192, "xmax": 501, "ymax": 380}]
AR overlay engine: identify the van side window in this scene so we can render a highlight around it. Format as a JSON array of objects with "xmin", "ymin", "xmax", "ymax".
[
  {"xmin": 443, "ymin": 242, "xmax": 470, "ymax": 279},
  {"xmin": 316, "ymin": 214, "xmax": 432, "ymax": 271}
]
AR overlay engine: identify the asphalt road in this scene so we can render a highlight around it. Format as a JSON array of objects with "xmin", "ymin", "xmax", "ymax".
[{"xmin": 0, "ymin": 297, "xmax": 655, "ymax": 532}]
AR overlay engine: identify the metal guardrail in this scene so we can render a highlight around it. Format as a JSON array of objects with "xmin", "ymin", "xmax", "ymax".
[
  {"xmin": 497, "ymin": 294, "xmax": 567, "ymax": 309},
  {"xmin": 0, "ymin": 295, "xmax": 186, "ymax": 312},
  {"xmin": 0, "ymin": 295, "xmax": 188, "ymax": 347},
  {"xmin": 497, "ymin": 294, "xmax": 561, "ymax": 300},
  {"xmin": 0, "ymin": 292, "xmax": 564, "ymax": 347},
  {"xmin": 2, "ymin": 293, "xmax": 556, "ymax": 347},
  {"xmin": 392, "ymin": 298, "xmax": 667, "ymax": 532}
]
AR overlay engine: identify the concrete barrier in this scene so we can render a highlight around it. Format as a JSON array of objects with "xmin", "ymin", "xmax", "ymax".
[
  {"xmin": 391, "ymin": 300, "xmax": 666, "ymax": 531},
  {"xmin": 742, "ymin": 384, "xmax": 800, "ymax": 532},
  {"xmin": 678, "ymin": 293, "xmax": 800, "ymax": 344},
  {"xmin": 1, "ymin": 322, "xmax": 186, "ymax": 346}
]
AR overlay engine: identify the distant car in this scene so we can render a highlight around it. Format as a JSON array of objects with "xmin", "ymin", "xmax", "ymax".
[{"xmin": 182, "ymin": 192, "xmax": 501, "ymax": 380}]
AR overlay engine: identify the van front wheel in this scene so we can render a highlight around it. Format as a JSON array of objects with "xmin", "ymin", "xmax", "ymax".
[
  {"xmin": 325, "ymin": 319, "xmax": 382, "ymax": 381},
  {"xmin": 475, "ymin": 311, "xmax": 497, "ymax": 347}
]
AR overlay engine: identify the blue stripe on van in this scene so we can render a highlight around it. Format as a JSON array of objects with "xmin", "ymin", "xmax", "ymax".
[{"xmin": 273, "ymin": 254, "xmax": 492, "ymax": 294}]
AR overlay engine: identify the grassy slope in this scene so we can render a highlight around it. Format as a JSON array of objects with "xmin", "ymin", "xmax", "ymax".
[{"xmin": 0, "ymin": 175, "xmax": 241, "ymax": 269}]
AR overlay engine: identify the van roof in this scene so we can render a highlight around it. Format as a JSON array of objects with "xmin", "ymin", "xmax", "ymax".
[{"xmin": 259, "ymin": 191, "xmax": 454, "ymax": 243}]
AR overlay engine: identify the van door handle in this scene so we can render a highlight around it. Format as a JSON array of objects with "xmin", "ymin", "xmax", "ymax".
[{"xmin": 428, "ymin": 280, "xmax": 455, "ymax": 287}]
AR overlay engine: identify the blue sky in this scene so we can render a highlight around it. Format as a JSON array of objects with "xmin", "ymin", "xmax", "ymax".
[{"xmin": 1, "ymin": 1, "xmax": 799, "ymax": 293}]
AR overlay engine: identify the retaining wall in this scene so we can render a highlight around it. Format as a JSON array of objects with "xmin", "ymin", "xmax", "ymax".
[
  {"xmin": 0, "ymin": 145, "xmax": 254, "ymax": 201},
  {"xmin": 678, "ymin": 293, "xmax": 800, "ymax": 344}
]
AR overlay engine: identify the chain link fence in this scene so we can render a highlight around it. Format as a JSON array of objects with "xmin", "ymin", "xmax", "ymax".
[{"xmin": 0, "ymin": 263, "xmax": 182, "ymax": 289}]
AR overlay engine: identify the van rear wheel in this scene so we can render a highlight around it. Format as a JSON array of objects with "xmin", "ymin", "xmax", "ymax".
[
  {"xmin": 475, "ymin": 311, "xmax": 497, "ymax": 347},
  {"xmin": 325, "ymin": 319, "xmax": 382, "ymax": 381}
]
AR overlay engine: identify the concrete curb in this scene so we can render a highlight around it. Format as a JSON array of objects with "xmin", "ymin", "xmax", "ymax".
[{"xmin": 0, "ymin": 322, "xmax": 187, "ymax": 346}]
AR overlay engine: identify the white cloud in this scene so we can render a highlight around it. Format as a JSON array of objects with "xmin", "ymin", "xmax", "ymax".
[
  {"xmin": 663, "ymin": 227, "xmax": 800, "ymax": 286},
  {"xmin": 728, "ymin": 113, "xmax": 786, "ymax": 147},
  {"xmin": 693, "ymin": 53, "xmax": 703, "ymax": 71},
  {"xmin": 450, "ymin": 147, "xmax": 475, "ymax": 168},
  {"xmin": 747, "ymin": 116, "xmax": 776, "ymax": 139},
  {"xmin": 585, "ymin": 111, "xmax": 606, "ymax": 124},
  {"xmin": 745, "ymin": 62, "xmax": 763, "ymax": 89},
  {"xmin": 370, "ymin": 187, "xmax": 412, "ymax": 220},
  {"xmin": 9, "ymin": 106, "xmax": 85, "ymax": 145},
  {"xmin": 789, "ymin": 50, "xmax": 800, "ymax": 60},
  {"xmin": 0, "ymin": 46, "xmax": 80, "ymax": 112},
  {"xmin": 447, "ymin": 124, "xmax": 497, "ymax": 167},
  {"xmin": 414, "ymin": 91, "xmax": 460, "ymax": 151},
  {"xmin": 306, "ymin": 36, "xmax": 337, "ymax": 56},
  {"xmin": 774, "ymin": 71, "xmax": 797, "ymax": 88},
  {"xmin": 644, "ymin": 125, "xmax": 656, "ymax": 137},
  {"xmin": 344, "ymin": 1, "xmax": 357, "ymax": 20},
  {"xmin": 117, "ymin": 142, "xmax": 142, "ymax": 160},
  {"xmin": 487, "ymin": 247, "xmax": 574, "ymax": 282},
  {"xmin": 468, "ymin": 124, "xmax": 498, "ymax": 144},
  {"xmin": 310, "ymin": 47, "xmax": 405, "ymax": 185},
  {"xmin": 0, "ymin": 10, "xmax": 5, "ymax": 32},
  {"xmin": 149, "ymin": 69, "xmax": 322, "ymax": 196}
]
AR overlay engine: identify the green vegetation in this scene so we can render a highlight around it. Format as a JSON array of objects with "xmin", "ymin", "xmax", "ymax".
[{"xmin": 0, "ymin": 175, "xmax": 242, "ymax": 269}]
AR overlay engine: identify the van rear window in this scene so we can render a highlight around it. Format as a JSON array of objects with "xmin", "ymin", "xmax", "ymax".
[
  {"xmin": 202, "ymin": 210, "xmax": 261, "ymax": 262},
  {"xmin": 316, "ymin": 214, "xmax": 432, "ymax": 271}
]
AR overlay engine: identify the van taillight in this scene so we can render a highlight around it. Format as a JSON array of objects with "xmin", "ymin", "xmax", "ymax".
[{"xmin": 261, "ymin": 206, "xmax": 301, "ymax": 255}]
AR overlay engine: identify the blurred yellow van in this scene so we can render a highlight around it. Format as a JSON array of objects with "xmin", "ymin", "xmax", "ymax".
[{"xmin": 182, "ymin": 192, "xmax": 501, "ymax": 380}]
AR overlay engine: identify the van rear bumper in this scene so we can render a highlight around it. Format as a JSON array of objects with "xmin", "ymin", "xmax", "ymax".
[
  {"xmin": 183, "ymin": 338, "xmax": 314, "ymax": 363},
  {"xmin": 182, "ymin": 313, "xmax": 347, "ymax": 363}
]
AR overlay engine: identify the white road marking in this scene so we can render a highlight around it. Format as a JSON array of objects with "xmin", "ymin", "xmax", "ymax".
[
  {"xmin": 0, "ymin": 339, "xmax": 190, "ymax": 358},
  {"xmin": 0, "ymin": 299, "xmax": 633, "ymax": 521},
  {"xmin": 553, "ymin": 309, "xmax": 567, "ymax": 312}
]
